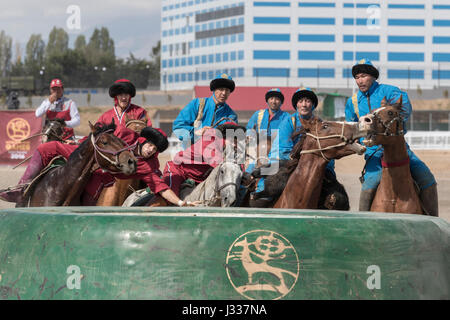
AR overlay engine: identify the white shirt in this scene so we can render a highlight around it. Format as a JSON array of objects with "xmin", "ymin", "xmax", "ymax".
[{"xmin": 35, "ymin": 96, "xmax": 80, "ymax": 128}]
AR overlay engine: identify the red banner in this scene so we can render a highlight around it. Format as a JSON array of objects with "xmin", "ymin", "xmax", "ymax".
[{"xmin": 0, "ymin": 110, "xmax": 43, "ymax": 166}]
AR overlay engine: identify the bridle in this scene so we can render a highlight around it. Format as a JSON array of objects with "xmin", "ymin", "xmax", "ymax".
[
  {"xmin": 91, "ymin": 129, "xmax": 137, "ymax": 173},
  {"xmin": 371, "ymin": 108, "xmax": 405, "ymax": 137},
  {"xmin": 300, "ymin": 122, "xmax": 349, "ymax": 161}
]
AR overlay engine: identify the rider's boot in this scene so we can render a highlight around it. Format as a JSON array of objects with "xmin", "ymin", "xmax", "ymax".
[
  {"xmin": 359, "ymin": 188, "xmax": 377, "ymax": 212},
  {"xmin": 0, "ymin": 150, "xmax": 44, "ymax": 203},
  {"xmin": 419, "ymin": 184, "xmax": 439, "ymax": 217}
]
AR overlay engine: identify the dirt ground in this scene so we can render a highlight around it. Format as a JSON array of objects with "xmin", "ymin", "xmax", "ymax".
[{"xmin": 0, "ymin": 150, "xmax": 449, "ymax": 222}]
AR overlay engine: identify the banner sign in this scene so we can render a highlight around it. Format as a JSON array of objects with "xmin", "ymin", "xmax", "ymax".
[{"xmin": 0, "ymin": 110, "xmax": 43, "ymax": 166}]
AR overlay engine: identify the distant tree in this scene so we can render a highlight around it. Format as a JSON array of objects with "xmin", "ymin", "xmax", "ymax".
[
  {"xmin": 0, "ymin": 30, "xmax": 13, "ymax": 77},
  {"xmin": 74, "ymin": 35, "xmax": 87, "ymax": 53},
  {"xmin": 86, "ymin": 27, "xmax": 116, "ymax": 87},
  {"xmin": 24, "ymin": 34, "xmax": 45, "ymax": 77},
  {"xmin": 45, "ymin": 27, "xmax": 69, "ymax": 57}
]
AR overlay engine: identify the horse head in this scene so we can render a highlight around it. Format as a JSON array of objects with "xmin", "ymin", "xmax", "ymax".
[
  {"xmin": 89, "ymin": 120, "xmax": 137, "ymax": 175},
  {"xmin": 216, "ymin": 161, "xmax": 243, "ymax": 207},
  {"xmin": 42, "ymin": 118, "xmax": 66, "ymax": 143},
  {"xmin": 298, "ymin": 117, "xmax": 367, "ymax": 161},
  {"xmin": 359, "ymin": 96, "xmax": 405, "ymax": 147}
]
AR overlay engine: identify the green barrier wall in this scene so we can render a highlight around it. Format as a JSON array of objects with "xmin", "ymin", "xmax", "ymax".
[{"xmin": 0, "ymin": 207, "xmax": 449, "ymax": 300}]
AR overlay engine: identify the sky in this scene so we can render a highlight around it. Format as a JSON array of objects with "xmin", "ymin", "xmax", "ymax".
[{"xmin": 0, "ymin": 0, "xmax": 162, "ymax": 60}]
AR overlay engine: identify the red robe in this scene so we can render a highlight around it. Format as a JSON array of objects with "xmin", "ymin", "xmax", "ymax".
[{"xmin": 96, "ymin": 104, "xmax": 152, "ymax": 127}]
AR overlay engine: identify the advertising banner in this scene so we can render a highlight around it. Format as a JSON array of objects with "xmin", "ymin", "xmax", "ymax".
[{"xmin": 0, "ymin": 110, "xmax": 43, "ymax": 166}]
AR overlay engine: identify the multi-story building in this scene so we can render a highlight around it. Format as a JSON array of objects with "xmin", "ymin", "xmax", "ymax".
[{"xmin": 160, "ymin": 0, "xmax": 450, "ymax": 91}]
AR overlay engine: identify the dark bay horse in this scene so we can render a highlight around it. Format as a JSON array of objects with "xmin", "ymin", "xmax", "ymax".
[
  {"xmin": 96, "ymin": 115, "xmax": 148, "ymax": 206},
  {"xmin": 270, "ymin": 117, "xmax": 367, "ymax": 209},
  {"xmin": 17, "ymin": 122, "xmax": 137, "ymax": 207},
  {"xmin": 359, "ymin": 97, "xmax": 433, "ymax": 215}
]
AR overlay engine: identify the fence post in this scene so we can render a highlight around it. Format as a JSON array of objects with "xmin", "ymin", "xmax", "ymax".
[{"xmin": 429, "ymin": 113, "xmax": 432, "ymax": 131}]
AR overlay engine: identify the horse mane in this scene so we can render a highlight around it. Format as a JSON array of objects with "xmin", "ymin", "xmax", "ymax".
[{"xmin": 45, "ymin": 118, "xmax": 66, "ymax": 126}]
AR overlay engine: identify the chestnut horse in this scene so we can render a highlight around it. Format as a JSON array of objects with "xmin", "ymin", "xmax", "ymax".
[
  {"xmin": 96, "ymin": 116, "xmax": 148, "ymax": 206},
  {"xmin": 273, "ymin": 117, "xmax": 367, "ymax": 209},
  {"xmin": 359, "ymin": 97, "xmax": 430, "ymax": 215},
  {"xmin": 17, "ymin": 122, "xmax": 137, "ymax": 207}
]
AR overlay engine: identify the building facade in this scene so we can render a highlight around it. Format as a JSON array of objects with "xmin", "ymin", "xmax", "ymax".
[{"xmin": 160, "ymin": 0, "xmax": 450, "ymax": 91}]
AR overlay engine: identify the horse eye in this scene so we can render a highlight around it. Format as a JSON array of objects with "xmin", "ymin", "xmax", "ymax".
[
  {"xmin": 388, "ymin": 111, "xmax": 394, "ymax": 116},
  {"xmin": 322, "ymin": 124, "xmax": 328, "ymax": 129}
]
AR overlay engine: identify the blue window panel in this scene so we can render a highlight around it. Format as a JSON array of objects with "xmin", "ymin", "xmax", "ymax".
[
  {"xmin": 238, "ymin": 68, "xmax": 244, "ymax": 77},
  {"xmin": 216, "ymin": 21, "xmax": 222, "ymax": 28},
  {"xmin": 181, "ymin": 73, "xmax": 186, "ymax": 82},
  {"xmin": 254, "ymin": 33, "xmax": 290, "ymax": 41},
  {"xmin": 254, "ymin": 1, "xmax": 290, "ymax": 6},
  {"xmin": 175, "ymin": 59, "xmax": 180, "ymax": 67},
  {"xmin": 201, "ymin": 55, "xmax": 207, "ymax": 64},
  {"xmin": 188, "ymin": 57, "xmax": 193, "ymax": 65},
  {"xmin": 433, "ymin": 20, "xmax": 450, "ymax": 27},
  {"xmin": 239, "ymin": 17, "xmax": 244, "ymax": 25},
  {"xmin": 254, "ymin": 17, "xmax": 290, "ymax": 24},
  {"xmin": 388, "ymin": 19, "xmax": 424, "ymax": 26},
  {"xmin": 188, "ymin": 73, "xmax": 193, "ymax": 81},
  {"xmin": 433, "ymin": 36, "xmax": 450, "ymax": 44},
  {"xmin": 216, "ymin": 37, "xmax": 221, "ymax": 45},
  {"xmin": 223, "ymin": 35, "xmax": 229, "ymax": 44},
  {"xmin": 194, "ymin": 72, "xmax": 200, "ymax": 81},
  {"xmin": 434, "ymin": 5, "xmax": 450, "ymax": 9},
  {"xmin": 253, "ymin": 68, "xmax": 290, "ymax": 77},
  {"xmin": 208, "ymin": 54, "xmax": 214, "ymax": 63},
  {"xmin": 175, "ymin": 74, "xmax": 180, "ymax": 83},
  {"xmin": 433, "ymin": 53, "xmax": 450, "ymax": 62},
  {"xmin": 343, "ymin": 51, "xmax": 380, "ymax": 61},
  {"xmin": 208, "ymin": 71, "xmax": 214, "ymax": 79},
  {"xmin": 299, "ymin": 17, "xmax": 335, "ymax": 25},
  {"xmin": 388, "ymin": 52, "xmax": 424, "ymax": 62},
  {"xmin": 201, "ymin": 24, "xmax": 207, "ymax": 31},
  {"xmin": 195, "ymin": 56, "xmax": 200, "ymax": 65},
  {"xmin": 231, "ymin": 34, "xmax": 237, "ymax": 43},
  {"xmin": 238, "ymin": 50, "xmax": 244, "ymax": 60},
  {"xmin": 208, "ymin": 38, "xmax": 214, "ymax": 46},
  {"xmin": 298, "ymin": 2, "xmax": 335, "ymax": 7},
  {"xmin": 201, "ymin": 72, "xmax": 207, "ymax": 81},
  {"xmin": 342, "ymin": 68, "xmax": 353, "ymax": 78},
  {"xmin": 224, "ymin": 20, "xmax": 229, "ymax": 27},
  {"xmin": 388, "ymin": 4, "xmax": 424, "ymax": 9},
  {"xmin": 298, "ymin": 68, "xmax": 335, "ymax": 78},
  {"xmin": 238, "ymin": 33, "xmax": 244, "ymax": 42},
  {"xmin": 299, "ymin": 34, "xmax": 334, "ymax": 42},
  {"xmin": 169, "ymin": 30, "xmax": 173, "ymax": 36},
  {"xmin": 343, "ymin": 18, "xmax": 376, "ymax": 25},
  {"xmin": 298, "ymin": 51, "xmax": 335, "ymax": 60},
  {"xmin": 254, "ymin": 50, "xmax": 290, "ymax": 60},
  {"xmin": 216, "ymin": 53, "xmax": 222, "ymax": 62},
  {"xmin": 432, "ymin": 70, "xmax": 450, "ymax": 79},
  {"xmin": 230, "ymin": 68, "xmax": 236, "ymax": 78},
  {"xmin": 388, "ymin": 36, "xmax": 425, "ymax": 43},
  {"xmin": 181, "ymin": 57, "xmax": 186, "ymax": 66},
  {"xmin": 181, "ymin": 28, "xmax": 186, "ymax": 34},
  {"xmin": 231, "ymin": 52, "xmax": 237, "ymax": 61},
  {"xmin": 387, "ymin": 69, "xmax": 424, "ymax": 79},
  {"xmin": 175, "ymin": 29, "xmax": 180, "ymax": 35},
  {"xmin": 208, "ymin": 22, "xmax": 214, "ymax": 29},
  {"xmin": 223, "ymin": 52, "xmax": 229, "ymax": 62},
  {"xmin": 343, "ymin": 35, "xmax": 380, "ymax": 42},
  {"xmin": 231, "ymin": 18, "xmax": 237, "ymax": 26},
  {"xmin": 162, "ymin": 31, "xmax": 168, "ymax": 37},
  {"xmin": 168, "ymin": 60, "xmax": 173, "ymax": 67},
  {"xmin": 195, "ymin": 25, "xmax": 201, "ymax": 32},
  {"xmin": 168, "ymin": 75, "xmax": 173, "ymax": 83},
  {"xmin": 344, "ymin": 3, "xmax": 379, "ymax": 8},
  {"xmin": 201, "ymin": 39, "xmax": 207, "ymax": 46},
  {"xmin": 162, "ymin": 60, "xmax": 167, "ymax": 68}
]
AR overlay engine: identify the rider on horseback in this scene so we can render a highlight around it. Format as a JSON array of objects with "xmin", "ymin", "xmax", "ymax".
[
  {"xmin": 97, "ymin": 79, "xmax": 152, "ymax": 127},
  {"xmin": 35, "ymin": 78, "xmax": 80, "ymax": 140},
  {"xmin": 345, "ymin": 59, "xmax": 438, "ymax": 216},
  {"xmin": 248, "ymin": 88, "xmax": 336, "ymax": 206},
  {"xmin": 162, "ymin": 121, "xmax": 246, "ymax": 197},
  {"xmin": 172, "ymin": 73, "xmax": 238, "ymax": 148}
]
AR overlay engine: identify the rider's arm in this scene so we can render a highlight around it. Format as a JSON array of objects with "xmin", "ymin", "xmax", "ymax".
[
  {"xmin": 246, "ymin": 111, "xmax": 259, "ymax": 131},
  {"xmin": 345, "ymin": 97, "xmax": 358, "ymax": 122},
  {"xmin": 172, "ymin": 98, "xmax": 199, "ymax": 143},
  {"xmin": 35, "ymin": 99, "xmax": 52, "ymax": 118},
  {"xmin": 268, "ymin": 116, "xmax": 294, "ymax": 162},
  {"xmin": 65, "ymin": 100, "xmax": 81, "ymax": 128}
]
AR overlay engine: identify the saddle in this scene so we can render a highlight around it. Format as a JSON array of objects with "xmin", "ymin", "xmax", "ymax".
[{"xmin": 23, "ymin": 156, "xmax": 67, "ymax": 198}]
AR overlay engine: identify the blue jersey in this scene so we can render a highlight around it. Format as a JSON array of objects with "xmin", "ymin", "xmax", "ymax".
[
  {"xmin": 246, "ymin": 108, "xmax": 291, "ymax": 136},
  {"xmin": 173, "ymin": 95, "xmax": 238, "ymax": 146}
]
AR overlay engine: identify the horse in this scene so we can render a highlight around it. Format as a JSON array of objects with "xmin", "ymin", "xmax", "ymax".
[
  {"xmin": 16, "ymin": 121, "xmax": 137, "ymax": 207},
  {"xmin": 95, "ymin": 115, "xmax": 148, "ymax": 206},
  {"xmin": 253, "ymin": 117, "xmax": 367, "ymax": 209},
  {"xmin": 122, "ymin": 160, "xmax": 243, "ymax": 207},
  {"xmin": 358, "ymin": 97, "xmax": 434, "ymax": 215}
]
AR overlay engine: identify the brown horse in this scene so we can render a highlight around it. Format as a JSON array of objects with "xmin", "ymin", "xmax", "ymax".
[
  {"xmin": 359, "ymin": 97, "xmax": 431, "ymax": 215},
  {"xmin": 17, "ymin": 121, "xmax": 137, "ymax": 207},
  {"xmin": 95, "ymin": 115, "xmax": 148, "ymax": 206},
  {"xmin": 273, "ymin": 117, "xmax": 367, "ymax": 209}
]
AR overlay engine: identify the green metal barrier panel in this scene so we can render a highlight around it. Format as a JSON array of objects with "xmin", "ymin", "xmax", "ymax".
[{"xmin": 0, "ymin": 207, "xmax": 449, "ymax": 300}]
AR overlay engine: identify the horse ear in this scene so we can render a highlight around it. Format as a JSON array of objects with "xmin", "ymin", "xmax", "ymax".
[
  {"xmin": 89, "ymin": 121, "xmax": 95, "ymax": 133},
  {"xmin": 395, "ymin": 95, "xmax": 403, "ymax": 107},
  {"xmin": 381, "ymin": 97, "xmax": 387, "ymax": 107}
]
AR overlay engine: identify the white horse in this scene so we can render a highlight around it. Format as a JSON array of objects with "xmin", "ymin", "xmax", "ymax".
[{"xmin": 122, "ymin": 161, "xmax": 243, "ymax": 207}]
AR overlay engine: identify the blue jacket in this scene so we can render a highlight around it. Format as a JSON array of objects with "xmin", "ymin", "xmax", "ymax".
[
  {"xmin": 246, "ymin": 108, "xmax": 291, "ymax": 136},
  {"xmin": 345, "ymin": 81, "xmax": 412, "ymax": 153},
  {"xmin": 173, "ymin": 95, "xmax": 238, "ymax": 145}
]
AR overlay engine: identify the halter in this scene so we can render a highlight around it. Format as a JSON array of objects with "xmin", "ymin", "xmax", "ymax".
[
  {"xmin": 300, "ymin": 122, "xmax": 348, "ymax": 161},
  {"xmin": 371, "ymin": 108, "xmax": 405, "ymax": 137},
  {"xmin": 91, "ymin": 129, "xmax": 137, "ymax": 173}
]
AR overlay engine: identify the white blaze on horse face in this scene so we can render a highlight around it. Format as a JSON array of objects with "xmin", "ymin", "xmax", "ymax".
[{"xmin": 219, "ymin": 162, "xmax": 242, "ymax": 207}]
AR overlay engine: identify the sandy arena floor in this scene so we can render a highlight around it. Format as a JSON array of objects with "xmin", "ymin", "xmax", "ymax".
[{"xmin": 0, "ymin": 150, "xmax": 449, "ymax": 222}]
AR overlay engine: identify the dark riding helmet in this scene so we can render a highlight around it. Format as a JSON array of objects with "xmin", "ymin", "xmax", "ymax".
[
  {"xmin": 109, "ymin": 79, "xmax": 136, "ymax": 98},
  {"xmin": 352, "ymin": 58, "xmax": 379, "ymax": 79},
  {"xmin": 139, "ymin": 127, "xmax": 169, "ymax": 153},
  {"xmin": 216, "ymin": 121, "xmax": 246, "ymax": 136},
  {"xmin": 210, "ymin": 73, "xmax": 235, "ymax": 93},
  {"xmin": 291, "ymin": 87, "xmax": 318, "ymax": 110},
  {"xmin": 265, "ymin": 88, "xmax": 284, "ymax": 104}
]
